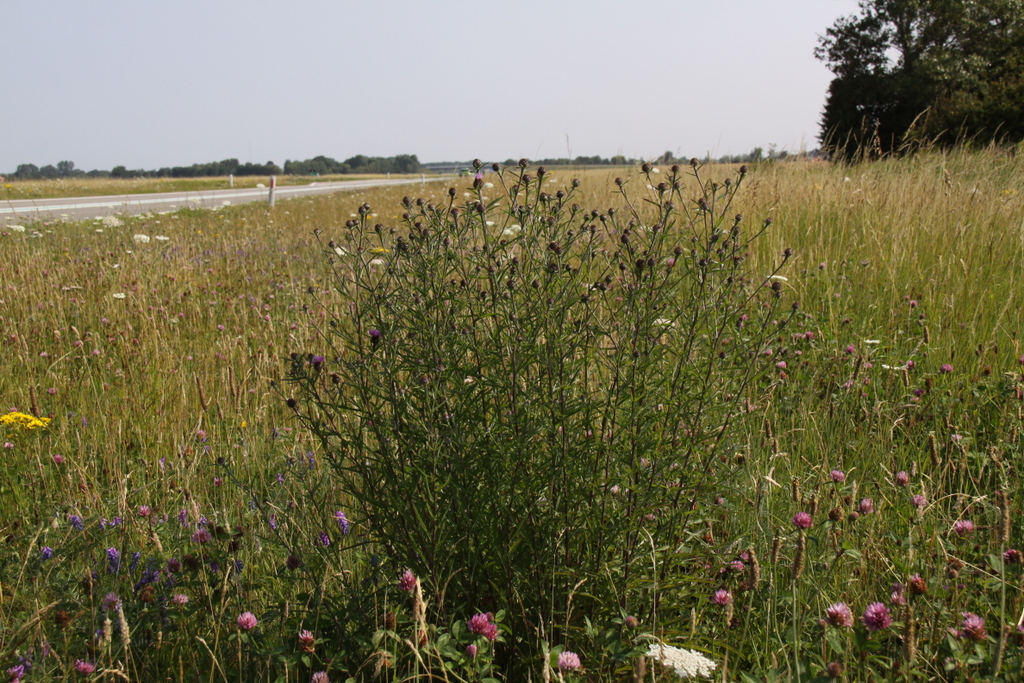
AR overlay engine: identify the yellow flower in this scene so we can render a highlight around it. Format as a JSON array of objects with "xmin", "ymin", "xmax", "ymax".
[
  {"xmin": 240, "ymin": 420, "xmax": 248, "ymax": 428},
  {"xmin": 0, "ymin": 411, "xmax": 51, "ymax": 430},
  {"xmin": 369, "ymin": 247, "xmax": 391, "ymax": 255}
]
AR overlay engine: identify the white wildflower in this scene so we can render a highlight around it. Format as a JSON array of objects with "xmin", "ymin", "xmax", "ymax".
[
  {"xmin": 8, "ymin": 225, "xmax": 25, "ymax": 233},
  {"xmin": 133, "ymin": 234, "xmax": 151, "ymax": 244},
  {"xmin": 221, "ymin": 200, "xmax": 231, "ymax": 207},
  {"xmin": 112, "ymin": 293, "xmax": 127, "ymax": 299},
  {"xmin": 256, "ymin": 183, "xmax": 265, "ymax": 189},
  {"xmin": 864, "ymin": 339, "xmax": 881, "ymax": 345},
  {"xmin": 483, "ymin": 182, "xmax": 494, "ymax": 188},
  {"xmin": 646, "ymin": 643, "xmax": 717, "ymax": 678},
  {"xmin": 501, "ymin": 224, "xmax": 522, "ymax": 238},
  {"xmin": 653, "ymin": 318, "xmax": 674, "ymax": 327},
  {"xmin": 154, "ymin": 235, "xmax": 170, "ymax": 242},
  {"xmin": 768, "ymin": 275, "xmax": 788, "ymax": 281},
  {"xmin": 334, "ymin": 246, "xmax": 348, "ymax": 257},
  {"xmin": 369, "ymin": 258, "xmax": 385, "ymax": 266},
  {"xmin": 651, "ymin": 167, "xmax": 660, "ymax": 174},
  {"xmin": 101, "ymin": 216, "xmax": 123, "ymax": 228},
  {"xmin": 486, "ymin": 221, "xmax": 496, "ymax": 227}
]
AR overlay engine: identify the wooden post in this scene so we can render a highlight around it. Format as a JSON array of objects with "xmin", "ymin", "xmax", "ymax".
[
  {"xmin": 268, "ymin": 175, "xmax": 276, "ymax": 207},
  {"xmin": 229, "ymin": 174, "xmax": 234, "ymax": 188}
]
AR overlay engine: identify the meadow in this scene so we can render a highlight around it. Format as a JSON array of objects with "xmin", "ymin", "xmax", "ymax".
[{"xmin": 0, "ymin": 149, "xmax": 1022, "ymax": 682}]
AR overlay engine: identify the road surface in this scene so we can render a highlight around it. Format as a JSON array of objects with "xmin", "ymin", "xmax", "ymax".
[{"xmin": 1, "ymin": 177, "xmax": 447, "ymax": 223}]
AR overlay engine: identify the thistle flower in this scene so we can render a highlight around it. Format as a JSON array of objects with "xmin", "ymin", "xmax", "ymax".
[
  {"xmin": 398, "ymin": 569, "xmax": 417, "ymax": 592},
  {"xmin": 712, "ymin": 589, "xmax": 732, "ymax": 606},
  {"xmin": 861, "ymin": 602, "xmax": 892, "ymax": 632},
  {"xmin": 792, "ymin": 512, "xmax": 813, "ymax": 529},
  {"xmin": 956, "ymin": 612, "xmax": 987, "ymax": 641},
  {"xmin": 825, "ymin": 602, "xmax": 853, "ymax": 627},
  {"xmin": 467, "ymin": 612, "xmax": 498, "ymax": 641},
  {"xmin": 237, "ymin": 612, "xmax": 258, "ymax": 631},
  {"xmin": 952, "ymin": 519, "xmax": 975, "ymax": 536},
  {"xmin": 558, "ymin": 651, "xmax": 582, "ymax": 672}
]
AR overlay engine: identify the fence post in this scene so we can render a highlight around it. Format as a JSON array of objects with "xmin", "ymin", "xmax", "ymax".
[
  {"xmin": 268, "ymin": 175, "xmax": 276, "ymax": 207},
  {"xmin": 229, "ymin": 174, "xmax": 234, "ymax": 188}
]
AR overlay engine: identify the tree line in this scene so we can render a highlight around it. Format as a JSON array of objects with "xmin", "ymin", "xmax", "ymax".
[{"xmin": 7, "ymin": 154, "xmax": 424, "ymax": 180}]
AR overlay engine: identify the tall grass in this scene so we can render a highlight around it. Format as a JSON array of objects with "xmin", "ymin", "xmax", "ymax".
[{"xmin": 0, "ymin": 148, "xmax": 1021, "ymax": 681}]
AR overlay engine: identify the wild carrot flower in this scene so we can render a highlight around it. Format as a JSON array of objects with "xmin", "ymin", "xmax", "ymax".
[
  {"xmin": 237, "ymin": 612, "xmax": 258, "ymax": 631},
  {"xmin": 792, "ymin": 512, "xmax": 813, "ymax": 529},
  {"xmin": 862, "ymin": 602, "xmax": 892, "ymax": 631},
  {"xmin": 467, "ymin": 612, "xmax": 498, "ymax": 641},
  {"xmin": 645, "ymin": 644, "xmax": 717, "ymax": 678},
  {"xmin": 558, "ymin": 651, "xmax": 582, "ymax": 671},
  {"xmin": 825, "ymin": 602, "xmax": 854, "ymax": 627},
  {"xmin": 398, "ymin": 569, "xmax": 417, "ymax": 592}
]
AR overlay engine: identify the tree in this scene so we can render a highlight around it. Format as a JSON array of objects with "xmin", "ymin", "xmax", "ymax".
[{"xmin": 816, "ymin": 0, "xmax": 1024, "ymax": 158}]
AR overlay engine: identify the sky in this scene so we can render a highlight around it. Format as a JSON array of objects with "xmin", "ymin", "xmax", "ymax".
[{"xmin": 1, "ymin": 0, "xmax": 862, "ymax": 172}]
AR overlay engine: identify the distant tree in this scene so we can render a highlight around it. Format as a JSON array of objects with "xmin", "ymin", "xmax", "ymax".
[
  {"xmin": 817, "ymin": 0, "xmax": 1024, "ymax": 157},
  {"xmin": 56, "ymin": 160, "xmax": 76, "ymax": 177},
  {"xmin": 111, "ymin": 165, "xmax": 128, "ymax": 178},
  {"xmin": 13, "ymin": 164, "xmax": 40, "ymax": 179},
  {"xmin": 39, "ymin": 164, "xmax": 59, "ymax": 179}
]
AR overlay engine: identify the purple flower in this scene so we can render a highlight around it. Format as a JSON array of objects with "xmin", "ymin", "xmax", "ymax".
[
  {"xmin": 792, "ymin": 512, "xmax": 813, "ymax": 529},
  {"xmin": 237, "ymin": 611, "xmax": 258, "ymax": 631},
  {"xmin": 952, "ymin": 519, "xmax": 975, "ymax": 536},
  {"xmin": 41, "ymin": 546, "xmax": 53, "ymax": 560},
  {"xmin": 138, "ymin": 505, "xmax": 151, "ymax": 517},
  {"xmin": 6, "ymin": 665, "xmax": 24, "ymax": 682},
  {"xmin": 912, "ymin": 494, "xmax": 927, "ymax": 508},
  {"xmin": 102, "ymin": 592, "xmax": 121, "ymax": 611},
  {"xmin": 465, "ymin": 644, "xmax": 478, "ymax": 659},
  {"xmin": 335, "ymin": 511, "xmax": 350, "ymax": 535},
  {"xmin": 106, "ymin": 547, "xmax": 121, "ymax": 573},
  {"xmin": 861, "ymin": 602, "xmax": 892, "ymax": 632},
  {"xmin": 74, "ymin": 660, "xmax": 96, "ymax": 674},
  {"xmin": 894, "ymin": 471, "xmax": 910, "ymax": 486},
  {"xmin": 467, "ymin": 612, "xmax": 499, "ymax": 641},
  {"xmin": 69, "ymin": 514, "xmax": 84, "ymax": 531},
  {"xmin": 858, "ymin": 498, "xmax": 874, "ymax": 515},
  {"xmin": 940, "ymin": 363, "xmax": 953, "ymax": 374},
  {"xmin": 171, "ymin": 593, "xmax": 189, "ymax": 606},
  {"xmin": 368, "ymin": 328, "xmax": 382, "ymax": 345},
  {"xmin": 317, "ymin": 531, "xmax": 331, "ymax": 547},
  {"xmin": 398, "ymin": 569, "xmax": 417, "ymax": 592},
  {"xmin": 558, "ymin": 651, "xmax": 582, "ymax": 672},
  {"xmin": 830, "ymin": 469, "xmax": 846, "ymax": 483},
  {"xmin": 957, "ymin": 612, "xmax": 987, "ymax": 641},
  {"xmin": 1003, "ymin": 549, "xmax": 1023, "ymax": 564},
  {"xmin": 825, "ymin": 602, "xmax": 854, "ymax": 627},
  {"xmin": 311, "ymin": 673, "xmax": 329, "ymax": 683},
  {"xmin": 890, "ymin": 583, "xmax": 906, "ymax": 606},
  {"xmin": 192, "ymin": 528, "xmax": 212, "ymax": 544},
  {"xmin": 310, "ymin": 355, "xmax": 325, "ymax": 369},
  {"xmin": 712, "ymin": 589, "xmax": 732, "ymax": 606}
]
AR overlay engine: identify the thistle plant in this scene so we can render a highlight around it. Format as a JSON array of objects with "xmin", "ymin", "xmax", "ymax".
[{"xmin": 288, "ymin": 159, "xmax": 789, "ymax": 673}]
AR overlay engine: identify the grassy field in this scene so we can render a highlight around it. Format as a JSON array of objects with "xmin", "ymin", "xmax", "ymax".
[
  {"xmin": 0, "ymin": 150, "xmax": 1022, "ymax": 681},
  {"xmin": 0, "ymin": 174, "xmax": 426, "ymax": 201}
]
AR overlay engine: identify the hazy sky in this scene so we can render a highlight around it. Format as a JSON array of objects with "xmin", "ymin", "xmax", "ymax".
[{"xmin": 2, "ymin": 0, "xmax": 861, "ymax": 172}]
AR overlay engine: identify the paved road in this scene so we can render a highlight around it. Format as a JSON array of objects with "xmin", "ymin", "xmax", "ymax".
[{"xmin": 1, "ymin": 177, "xmax": 447, "ymax": 223}]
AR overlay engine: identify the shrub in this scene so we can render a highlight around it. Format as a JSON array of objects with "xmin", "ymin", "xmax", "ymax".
[{"xmin": 287, "ymin": 160, "xmax": 791, "ymax": 673}]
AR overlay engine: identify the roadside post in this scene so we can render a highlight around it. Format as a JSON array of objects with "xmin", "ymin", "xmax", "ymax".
[{"xmin": 268, "ymin": 176, "xmax": 276, "ymax": 207}]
